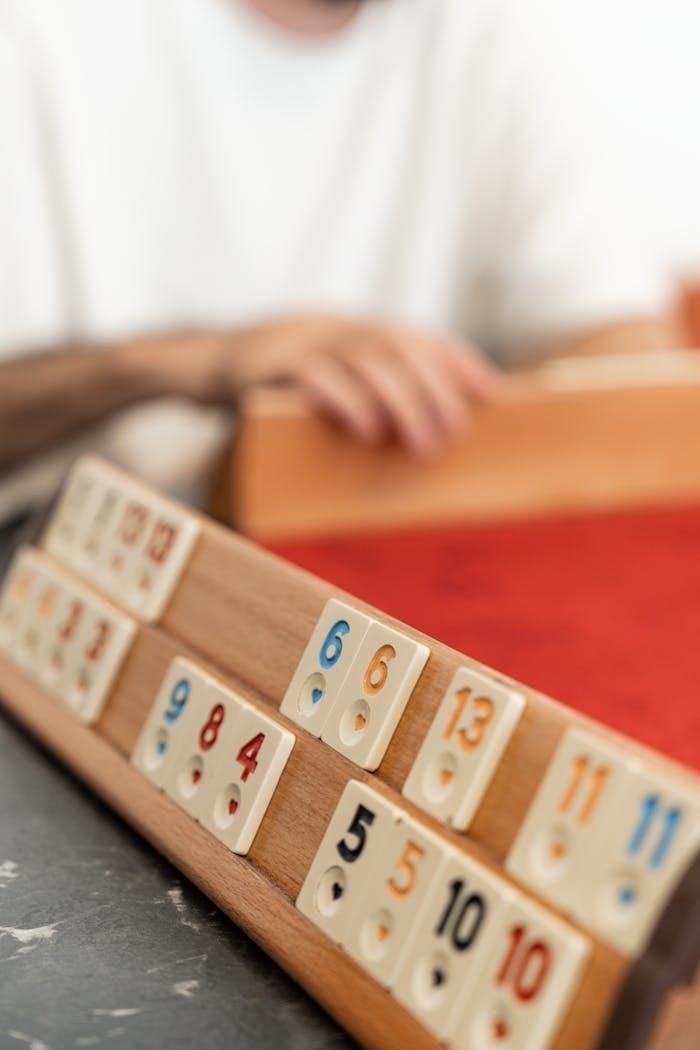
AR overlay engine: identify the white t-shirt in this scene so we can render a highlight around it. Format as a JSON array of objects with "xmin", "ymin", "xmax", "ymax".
[{"xmin": 0, "ymin": 0, "xmax": 671, "ymax": 515}]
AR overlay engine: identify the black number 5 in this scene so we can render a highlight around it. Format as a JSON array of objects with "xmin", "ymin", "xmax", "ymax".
[{"xmin": 337, "ymin": 804, "xmax": 375, "ymax": 863}]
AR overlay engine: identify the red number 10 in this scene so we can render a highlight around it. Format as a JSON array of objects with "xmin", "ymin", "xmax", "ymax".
[{"xmin": 496, "ymin": 925, "xmax": 551, "ymax": 1003}]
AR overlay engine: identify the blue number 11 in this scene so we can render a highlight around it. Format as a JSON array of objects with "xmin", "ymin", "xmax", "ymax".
[{"xmin": 627, "ymin": 795, "xmax": 682, "ymax": 869}]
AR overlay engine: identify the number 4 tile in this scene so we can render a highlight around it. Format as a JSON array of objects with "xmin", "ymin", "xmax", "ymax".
[
  {"xmin": 280, "ymin": 600, "xmax": 373, "ymax": 737},
  {"xmin": 449, "ymin": 893, "xmax": 590, "ymax": 1050},
  {"xmin": 403, "ymin": 667, "xmax": 525, "ymax": 831},
  {"xmin": 321, "ymin": 623, "xmax": 430, "ymax": 771},
  {"xmin": 197, "ymin": 701, "xmax": 295, "ymax": 855}
]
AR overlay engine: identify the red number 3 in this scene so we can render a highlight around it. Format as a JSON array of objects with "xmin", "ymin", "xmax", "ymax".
[{"xmin": 199, "ymin": 704, "xmax": 225, "ymax": 751}]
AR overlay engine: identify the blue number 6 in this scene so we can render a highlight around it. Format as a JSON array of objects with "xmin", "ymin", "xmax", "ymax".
[
  {"xmin": 319, "ymin": 620, "xmax": 350, "ymax": 670},
  {"xmin": 164, "ymin": 677, "xmax": 190, "ymax": 724}
]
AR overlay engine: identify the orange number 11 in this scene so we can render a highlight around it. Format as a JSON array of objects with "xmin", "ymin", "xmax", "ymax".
[{"xmin": 559, "ymin": 756, "xmax": 609, "ymax": 825}]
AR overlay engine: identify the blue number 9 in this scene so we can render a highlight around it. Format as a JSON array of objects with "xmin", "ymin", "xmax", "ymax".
[
  {"xmin": 319, "ymin": 620, "xmax": 350, "ymax": 670},
  {"xmin": 164, "ymin": 677, "xmax": 190, "ymax": 724}
]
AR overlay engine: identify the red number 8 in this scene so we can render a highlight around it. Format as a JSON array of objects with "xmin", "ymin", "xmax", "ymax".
[{"xmin": 199, "ymin": 704, "xmax": 225, "ymax": 751}]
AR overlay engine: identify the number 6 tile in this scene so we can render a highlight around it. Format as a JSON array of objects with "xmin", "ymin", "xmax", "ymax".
[
  {"xmin": 280, "ymin": 600, "xmax": 373, "ymax": 737},
  {"xmin": 321, "ymin": 623, "xmax": 430, "ymax": 771}
]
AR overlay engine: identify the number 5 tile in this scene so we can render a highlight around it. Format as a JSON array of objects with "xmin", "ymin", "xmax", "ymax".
[{"xmin": 296, "ymin": 781, "xmax": 398, "ymax": 946}]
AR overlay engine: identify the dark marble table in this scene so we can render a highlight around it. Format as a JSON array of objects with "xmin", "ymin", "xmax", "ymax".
[{"xmin": 0, "ymin": 710, "xmax": 354, "ymax": 1050}]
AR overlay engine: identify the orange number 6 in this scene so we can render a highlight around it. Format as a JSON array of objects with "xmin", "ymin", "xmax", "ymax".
[{"xmin": 363, "ymin": 645, "xmax": 396, "ymax": 696}]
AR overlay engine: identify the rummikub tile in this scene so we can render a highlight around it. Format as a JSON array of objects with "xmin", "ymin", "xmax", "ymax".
[
  {"xmin": 280, "ymin": 599, "xmax": 373, "ymax": 737},
  {"xmin": 403, "ymin": 667, "xmax": 525, "ymax": 831},
  {"xmin": 321, "ymin": 623, "xmax": 430, "ymax": 771}
]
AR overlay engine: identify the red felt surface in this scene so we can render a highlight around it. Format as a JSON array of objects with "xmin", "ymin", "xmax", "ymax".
[{"xmin": 270, "ymin": 505, "xmax": 700, "ymax": 771}]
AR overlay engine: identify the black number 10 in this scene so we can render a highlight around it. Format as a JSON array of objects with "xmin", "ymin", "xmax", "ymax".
[{"xmin": 435, "ymin": 878, "xmax": 486, "ymax": 952}]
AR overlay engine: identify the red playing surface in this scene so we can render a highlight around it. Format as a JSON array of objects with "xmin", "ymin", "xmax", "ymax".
[{"xmin": 270, "ymin": 504, "xmax": 700, "ymax": 771}]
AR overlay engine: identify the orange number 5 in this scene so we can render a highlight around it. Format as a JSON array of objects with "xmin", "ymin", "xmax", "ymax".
[{"xmin": 387, "ymin": 841, "xmax": 425, "ymax": 899}]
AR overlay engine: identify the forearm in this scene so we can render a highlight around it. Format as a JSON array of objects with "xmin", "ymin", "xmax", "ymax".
[{"xmin": 0, "ymin": 341, "xmax": 194, "ymax": 476}]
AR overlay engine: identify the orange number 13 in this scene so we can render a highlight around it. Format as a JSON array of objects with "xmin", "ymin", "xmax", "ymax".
[{"xmin": 442, "ymin": 687, "xmax": 494, "ymax": 752}]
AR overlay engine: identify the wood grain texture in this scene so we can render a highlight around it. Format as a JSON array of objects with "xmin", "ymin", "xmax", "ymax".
[
  {"xmin": 0, "ymin": 649, "xmax": 623, "ymax": 1050},
  {"xmin": 162, "ymin": 516, "xmax": 700, "ymax": 869},
  {"xmin": 220, "ymin": 351, "xmax": 700, "ymax": 540}
]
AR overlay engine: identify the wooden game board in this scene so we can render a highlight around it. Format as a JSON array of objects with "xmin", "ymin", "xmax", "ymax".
[
  {"xmin": 217, "ymin": 348, "xmax": 700, "ymax": 540},
  {"xmin": 0, "ymin": 457, "xmax": 698, "ymax": 1050}
]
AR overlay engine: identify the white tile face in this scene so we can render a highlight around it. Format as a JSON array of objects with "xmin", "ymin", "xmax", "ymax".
[
  {"xmin": 57, "ymin": 600, "xmax": 137, "ymax": 724},
  {"xmin": 571, "ymin": 763, "xmax": 700, "ymax": 956},
  {"xmin": 296, "ymin": 781, "xmax": 398, "ymax": 946},
  {"xmin": 77, "ymin": 482, "xmax": 125, "ymax": 578},
  {"xmin": 163, "ymin": 680, "xmax": 248, "ymax": 819},
  {"xmin": 0, "ymin": 549, "xmax": 48, "ymax": 666},
  {"xmin": 42, "ymin": 459, "xmax": 106, "ymax": 568},
  {"xmin": 280, "ymin": 600, "xmax": 373, "ymax": 737},
  {"xmin": 450, "ymin": 894, "xmax": 590, "ymax": 1050},
  {"xmin": 506, "ymin": 729, "xmax": 632, "ymax": 920},
  {"xmin": 42, "ymin": 457, "xmax": 200, "ymax": 625},
  {"xmin": 131, "ymin": 658, "xmax": 211, "ymax": 787},
  {"xmin": 95, "ymin": 486, "xmax": 152, "ymax": 602},
  {"xmin": 120, "ymin": 501, "xmax": 201, "ymax": 623},
  {"xmin": 393, "ymin": 850, "xmax": 513, "ymax": 1039},
  {"xmin": 321, "ymin": 623, "xmax": 430, "ymax": 771},
  {"xmin": 198, "ymin": 702, "xmax": 295, "ymax": 855},
  {"xmin": 403, "ymin": 667, "xmax": 525, "ymax": 832},
  {"xmin": 342, "ymin": 813, "xmax": 450, "ymax": 989}
]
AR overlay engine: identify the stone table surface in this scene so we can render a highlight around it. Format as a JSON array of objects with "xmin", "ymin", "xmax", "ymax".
[{"xmin": 0, "ymin": 711, "xmax": 355, "ymax": 1050}]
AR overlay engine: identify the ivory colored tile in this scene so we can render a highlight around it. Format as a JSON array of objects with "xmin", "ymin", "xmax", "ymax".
[
  {"xmin": 131, "ymin": 657, "xmax": 212, "ymax": 787},
  {"xmin": 42, "ymin": 458, "xmax": 107, "ymax": 571},
  {"xmin": 121, "ymin": 500, "xmax": 201, "ymax": 623},
  {"xmin": 321, "ymin": 623, "xmax": 430, "ymax": 771},
  {"xmin": 506, "ymin": 729, "xmax": 632, "ymax": 920},
  {"xmin": 449, "ymin": 893, "xmax": 590, "ymax": 1050},
  {"xmin": 296, "ymin": 781, "xmax": 399, "ymax": 946},
  {"xmin": 0, "ymin": 548, "xmax": 46, "ymax": 659},
  {"xmin": 342, "ymin": 811, "xmax": 450, "ymax": 989},
  {"xmin": 569, "ymin": 760, "xmax": 700, "ymax": 956},
  {"xmin": 197, "ymin": 699, "xmax": 295, "ymax": 855},
  {"xmin": 163, "ymin": 678, "xmax": 248, "ymax": 820},
  {"xmin": 393, "ymin": 848, "xmax": 514, "ymax": 1039},
  {"xmin": 403, "ymin": 667, "xmax": 525, "ymax": 831},
  {"xmin": 58, "ymin": 599, "xmax": 137, "ymax": 724},
  {"xmin": 280, "ymin": 599, "xmax": 373, "ymax": 737}
]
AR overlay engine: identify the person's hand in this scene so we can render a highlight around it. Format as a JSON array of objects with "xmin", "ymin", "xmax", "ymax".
[{"xmin": 121, "ymin": 314, "xmax": 501, "ymax": 458}]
